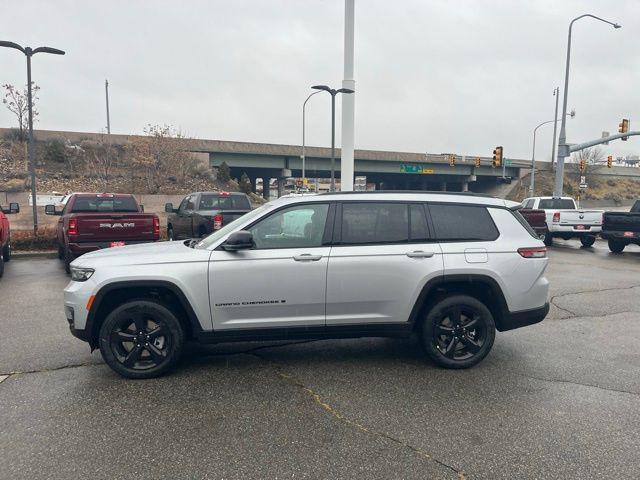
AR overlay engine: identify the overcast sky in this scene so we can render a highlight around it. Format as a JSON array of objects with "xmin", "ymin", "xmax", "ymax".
[{"xmin": 1, "ymin": 0, "xmax": 639, "ymax": 161}]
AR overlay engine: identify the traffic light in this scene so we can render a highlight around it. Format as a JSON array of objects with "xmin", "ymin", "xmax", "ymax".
[
  {"xmin": 449, "ymin": 154, "xmax": 456, "ymax": 167},
  {"xmin": 619, "ymin": 118, "xmax": 630, "ymax": 141},
  {"xmin": 607, "ymin": 155, "xmax": 613, "ymax": 168},
  {"xmin": 475, "ymin": 157, "xmax": 481, "ymax": 168},
  {"xmin": 579, "ymin": 159, "xmax": 586, "ymax": 172},
  {"xmin": 492, "ymin": 146, "xmax": 503, "ymax": 168}
]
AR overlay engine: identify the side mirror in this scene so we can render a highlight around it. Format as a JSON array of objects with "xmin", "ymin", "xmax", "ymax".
[
  {"xmin": 45, "ymin": 204, "xmax": 60, "ymax": 216},
  {"xmin": 4, "ymin": 202, "xmax": 19, "ymax": 214},
  {"xmin": 222, "ymin": 230, "xmax": 254, "ymax": 251},
  {"xmin": 165, "ymin": 203, "xmax": 175, "ymax": 213}
]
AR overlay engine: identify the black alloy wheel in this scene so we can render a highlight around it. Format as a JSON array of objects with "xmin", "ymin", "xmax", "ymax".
[
  {"xmin": 421, "ymin": 295, "xmax": 496, "ymax": 369},
  {"xmin": 99, "ymin": 300, "xmax": 184, "ymax": 379}
]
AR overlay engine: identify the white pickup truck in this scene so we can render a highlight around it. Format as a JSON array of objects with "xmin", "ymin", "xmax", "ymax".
[{"xmin": 520, "ymin": 196, "xmax": 603, "ymax": 247}]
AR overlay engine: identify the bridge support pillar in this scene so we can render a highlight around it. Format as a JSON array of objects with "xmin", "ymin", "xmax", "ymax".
[
  {"xmin": 461, "ymin": 181, "xmax": 469, "ymax": 192},
  {"xmin": 441, "ymin": 182, "xmax": 447, "ymax": 192}
]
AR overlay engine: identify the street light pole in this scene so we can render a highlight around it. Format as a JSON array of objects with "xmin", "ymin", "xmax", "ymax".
[
  {"xmin": 554, "ymin": 14, "xmax": 620, "ymax": 197},
  {"xmin": 550, "ymin": 87, "xmax": 559, "ymax": 170},
  {"xmin": 311, "ymin": 85, "xmax": 355, "ymax": 192},
  {"xmin": 531, "ymin": 111, "xmax": 575, "ymax": 195},
  {"xmin": 301, "ymin": 90, "xmax": 321, "ymax": 188},
  {"xmin": 0, "ymin": 41, "xmax": 65, "ymax": 233},
  {"xmin": 105, "ymin": 79, "xmax": 111, "ymax": 134}
]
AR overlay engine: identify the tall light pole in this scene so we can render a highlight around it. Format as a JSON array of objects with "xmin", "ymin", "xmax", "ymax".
[
  {"xmin": 531, "ymin": 111, "xmax": 575, "ymax": 195},
  {"xmin": 0, "ymin": 41, "xmax": 65, "ymax": 233},
  {"xmin": 105, "ymin": 79, "xmax": 111, "ymax": 134},
  {"xmin": 311, "ymin": 84, "xmax": 355, "ymax": 192},
  {"xmin": 301, "ymin": 90, "xmax": 322, "ymax": 188},
  {"xmin": 554, "ymin": 14, "xmax": 620, "ymax": 197},
  {"xmin": 550, "ymin": 87, "xmax": 559, "ymax": 170},
  {"xmin": 340, "ymin": 0, "xmax": 356, "ymax": 191}
]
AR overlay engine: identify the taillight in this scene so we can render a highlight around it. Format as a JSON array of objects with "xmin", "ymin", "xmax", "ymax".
[
  {"xmin": 552, "ymin": 212, "xmax": 560, "ymax": 223},
  {"xmin": 518, "ymin": 247, "xmax": 547, "ymax": 258},
  {"xmin": 68, "ymin": 218, "xmax": 78, "ymax": 236},
  {"xmin": 153, "ymin": 216, "xmax": 160, "ymax": 238},
  {"xmin": 213, "ymin": 214, "xmax": 223, "ymax": 230}
]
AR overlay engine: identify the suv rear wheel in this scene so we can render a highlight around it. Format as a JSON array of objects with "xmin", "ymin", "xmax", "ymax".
[
  {"xmin": 99, "ymin": 299, "xmax": 185, "ymax": 379},
  {"xmin": 420, "ymin": 295, "xmax": 496, "ymax": 369}
]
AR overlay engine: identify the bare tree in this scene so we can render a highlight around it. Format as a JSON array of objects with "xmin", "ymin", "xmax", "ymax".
[
  {"xmin": 570, "ymin": 147, "xmax": 605, "ymax": 171},
  {"xmin": 81, "ymin": 134, "xmax": 117, "ymax": 188},
  {"xmin": 2, "ymin": 83, "xmax": 40, "ymax": 170}
]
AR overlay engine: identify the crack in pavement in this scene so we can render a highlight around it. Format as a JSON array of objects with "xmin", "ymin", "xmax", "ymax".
[
  {"xmin": 1, "ymin": 360, "xmax": 104, "ymax": 378},
  {"xmin": 250, "ymin": 350, "xmax": 467, "ymax": 480},
  {"xmin": 512, "ymin": 371, "xmax": 640, "ymax": 398},
  {"xmin": 549, "ymin": 284, "xmax": 640, "ymax": 319}
]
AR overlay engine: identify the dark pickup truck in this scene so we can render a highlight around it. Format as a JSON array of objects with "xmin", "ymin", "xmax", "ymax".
[
  {"xmin": 601, "ymin": 201, "xmax": 640, "ymax": 253},
  {"xmin": 165, "ymin": 191, "xmax": 251, "ymax": 240},
  {"xmin": 46, "ymin": 193, "xmax": 160, "ymax": 272},
  {"xmin": 520, "ymin": 208, "xmax": 548, "ymax": 242},
  {"xmin": 0, "ymin": 202, "xmax": 19, "ymax": 278}
]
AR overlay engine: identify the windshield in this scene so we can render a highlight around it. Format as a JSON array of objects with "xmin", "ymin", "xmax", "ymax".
[
  {"xmin": 71, "ymin": 196, "xmax": 139, "ymax": 213},
  {"xmin": 195, "ymin": 203, "xmax": 271, "ymax": 249},
  {"xmin": 538, "ymin": 198, "xmax": 575, "ymax": 210}
]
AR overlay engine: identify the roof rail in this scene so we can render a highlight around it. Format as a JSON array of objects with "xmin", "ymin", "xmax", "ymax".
[{"xmin": 319, "ymin": 190, "xmax": 495, "ymax": 198}]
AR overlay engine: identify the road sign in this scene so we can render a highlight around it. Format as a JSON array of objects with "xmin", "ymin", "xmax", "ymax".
[
  {"xmin": 602, "ymin": 131, "xmax": 610, "ymax": 145},
  {"xmin": 504, "ymin": 160, "xmax": 512, "ymax": 166},
  {"xmin": 580, "ymin": 175, "xmax": 586, "ymax": 184}
]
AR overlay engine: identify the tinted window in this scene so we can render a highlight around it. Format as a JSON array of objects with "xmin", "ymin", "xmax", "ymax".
[
  {"xmin": 341, "ymin": 203, "xmax": 409, "ymax": 244},
  {"xmin": 523, "ymin": 199, "xmax": 535, "ymax": 209},
  {"xmin": 538, "ymin": 198, "xmax": 575, "ymax": 209},
  {"xmin": 409, "ymin": 204, "xmax": 429, "ymax": 241},
  {"xmin": 429, "ymin": 204, "xmax": 499, "ymax": 241},
  {"xmin": 71, "ymin": 196, "xmax": 139, "ymax": 213},
  {"xmin": 186, "ymin": 196, "xmax": 195, "ymax": 210},
  {"xmin": 250, "ymin": 203, "xmax": 329, "ymax": 249},
  {"xmin": 199, "ymin": 194, "xmax": 251, "ymax": 210}
]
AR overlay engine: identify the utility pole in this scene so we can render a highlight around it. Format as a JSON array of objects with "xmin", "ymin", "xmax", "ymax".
[
  {"xmin": 340, "ymin": 0, "xmax": 356, "ymax": 191},
  {"xmin": 105, "ymin": 79, "xmax": 111, "ymax": 134},
  {"xmin": 550, "ymin": 87, "xmax": 559, "ymax": 170}
]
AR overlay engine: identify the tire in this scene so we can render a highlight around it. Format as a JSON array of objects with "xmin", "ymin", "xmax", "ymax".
[
  {"xmin": 543, "ymin": 234, "xmax": 553, "ymax": 247},
  {"xmin": 420, "ymin": 295, "xmax": 496, "ymax": 369},
  {"xmin": 608, "ymin": 239, "xmax": 626, "ymax": 254},
  {"xmin": 63, "ymin": 248, "xmax": 73, "ymax": 274},
  {"xmin": 580, "ymin": 235, "xmax": 596, "ymax": 248},
  {"xmin": 2, "ymin": 241, "xmax": 10, "ymax": 262},
  {"xmin": 0, "ymin": 254, "xmax": 4, "ymax": 278},
  {"xmin": 98, "ymin": 299, "xmax": 185, "ymax": 379},
  {"xmin": 167, "ymin": 226, "xmax": 175, "ymax": 241},
  {"xmin": 58, "ymin": 245, "xmax": 64, "ymax": 259}
]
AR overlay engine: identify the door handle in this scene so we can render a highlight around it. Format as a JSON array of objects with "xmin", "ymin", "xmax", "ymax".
[
  {"xmin": 293, "ymin": 254, "xmax": 323, "ymax": 261},
  {"xmin": 406, "ymin": 250, "xmax": 435, "ymax": 258}
]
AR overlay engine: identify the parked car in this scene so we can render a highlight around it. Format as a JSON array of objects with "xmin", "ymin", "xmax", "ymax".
[
  {"xmin": 601, "ymin": 200, "xmax": 640, "ymax": 253},
  {"xmin": 519, "ymin": 208, "xmax": 548, "ymax": 242},
  {"xmin": 46, "ymin": 193, "xmax": 160, "ymax": 273},
  {"xmin": 0, "ymin": 202, "xmax": 20, "ymax": 278},
  {"xmin": 520, "ymin": 196, "xmax": 603, "ymax": 247},
  {"xmin": 165, "ymin": 191, "xmax": 251, "ymax": 240},
  {"xmin": 63, "ymin": 191, "xmax": 549, "ymax": 379}
]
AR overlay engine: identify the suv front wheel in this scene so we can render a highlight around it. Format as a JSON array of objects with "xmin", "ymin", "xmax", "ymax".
[
  {"xmin": 420, "ymin": 295, "xmax": 496, "ymax": 369},
  {"xmin": 99, "ymin": 299, "xmax": 185, "ymax": 379}
]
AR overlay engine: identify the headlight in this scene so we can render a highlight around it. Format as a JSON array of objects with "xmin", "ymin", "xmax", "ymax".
[{"xmin": 70, "ymin": 266, "xmax": 95, "ymax": 282}]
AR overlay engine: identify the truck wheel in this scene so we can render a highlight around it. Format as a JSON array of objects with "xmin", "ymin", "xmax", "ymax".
[
  {"xmin": 608, "ymin": 239, "xmax": 626, "ymax": 254},
  {"xmin": 420, "ymin": 295, "xmax": 496, "ymax": 369},
  {"xmin": 580, "ymin": 235, "xmax": 596, "ymax": 248},
  {"xmin": 167, "ymin": 226, "xmax": 175, "ymax": 241},
  {"xmin": 2, "ymin": 241, "xmax": 10, "ymax": 262},
  {"xmin": 0, "ymin": 254, "xmax": 4, "ymax": 278},
  {"xmin": 543, "ymin": 234, "xmax": 553, "ymax": 247},
  {"xmin": 58, "ymin": 245, "xmax": 64, "ymax": 259},
  {"xmin": 98, "ymin": 299, "xmax": 185, "ymax": 379},
  {"xmin": 63, "ymin": 248, "xmax": 73, "ymax": 274}
]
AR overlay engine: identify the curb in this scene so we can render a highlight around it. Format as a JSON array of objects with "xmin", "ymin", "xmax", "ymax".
[{"xmin": 11, "ymin": 251, "xmax": 58, "ymax": 259}]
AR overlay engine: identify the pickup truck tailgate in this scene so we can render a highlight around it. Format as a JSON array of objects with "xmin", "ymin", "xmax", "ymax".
[
  {"xmin": 603, "ymin": 212, "xmax": 640, "ymax": 233},
  {"xmin": 73, "ymin": 214, "xmax": 157, "ymax": 242},
  {"xmin": 557, "ymin": 210, "xmax": 602, "ymax": 226}
]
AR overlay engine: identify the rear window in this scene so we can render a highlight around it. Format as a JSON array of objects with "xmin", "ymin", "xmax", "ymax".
[
  {"xmin": 538, "ymin": 198, "xmax": 575, "ymax": 209},
  {"xmin": 429, "ymin": 204, "xmax": 499, "ymax": 242},
  {"xmin": 199, "ymin": 194, "xmax": 250, "ymax": 210},
  {"xmin": 71, "ymin": 196, "xmax": 139, "ymax": 213}
]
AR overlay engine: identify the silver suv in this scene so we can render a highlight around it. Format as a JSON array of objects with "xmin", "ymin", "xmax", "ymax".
[{"xmin": 64, "ymin": 192, "xmax": 550, "ymax": 378}]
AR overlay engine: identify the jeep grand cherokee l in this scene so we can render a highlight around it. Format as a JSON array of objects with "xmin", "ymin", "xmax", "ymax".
[{"xmin": 63, "ymin": 192, "xmax": 549, "ymax": 379}]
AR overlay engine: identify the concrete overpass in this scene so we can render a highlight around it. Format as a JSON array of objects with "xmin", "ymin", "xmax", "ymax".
[{"xmin": 2, "ymin": 129, "xmax": 528, "ymax": 195}]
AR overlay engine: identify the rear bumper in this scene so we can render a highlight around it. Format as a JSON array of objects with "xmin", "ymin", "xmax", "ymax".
[
  {"xmin": 601, "ymin": 230, "xmax": 640, "ymax": 242},
  {"xmin": 499, "ymin": 303, "xmax": 549, "ymax": 332},
  {"xmin": 67, "ymin": 239, "xmax": 158, "ymax": 256},
  {"xmin": 549, "ymin": 225, "xmax": 601, "ymax": 235}
]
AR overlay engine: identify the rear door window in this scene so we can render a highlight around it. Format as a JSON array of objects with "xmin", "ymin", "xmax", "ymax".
[
  {"xmin": 340, "ymin": 202, "xmax": 409, "ymax": 245},
  {"xmin": 429, "ymin": 204, "xmax": 499, "ymax": 242},
  {"xmin": 199, "ymin": 194, "xmax": 251, "ymax": 210}
]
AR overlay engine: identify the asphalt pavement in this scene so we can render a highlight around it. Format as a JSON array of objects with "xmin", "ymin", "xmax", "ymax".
[{"xmin": 1, "ymin": 240, "xmax": 639, "ymax": 480}]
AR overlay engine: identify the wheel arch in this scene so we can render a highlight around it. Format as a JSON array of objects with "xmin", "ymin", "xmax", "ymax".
[
  {"xmin": 86, "ymin": 280, "xmax": 203, "ymax": 350},
  {"xmin": 408, "ymin": 274, "xmax": 509, "ymax": 332}
]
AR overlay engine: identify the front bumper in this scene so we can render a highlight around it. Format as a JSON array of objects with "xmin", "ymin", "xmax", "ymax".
[{"xmin": 499, "ymin": 303, "xmax": 549, "ymax": 332}]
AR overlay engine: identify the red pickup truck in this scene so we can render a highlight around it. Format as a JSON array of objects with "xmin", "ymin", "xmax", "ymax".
[
  {"xmin": 0, "ymin": 202, "xmax": 19, "ymax": 278},
  {"xmin": 519, "ymin": 208, "xmax": 548, "ymax": 242},
  {"xmin": 46, "ymin": 193, "xmax": 160, "ymax": 273}
]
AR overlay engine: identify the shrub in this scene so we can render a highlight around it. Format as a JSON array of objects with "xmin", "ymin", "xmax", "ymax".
[
  {"xmin": 0, "ymin": 178, "xmax": 26, "ymax": 192},
  {"xmin": 217, "ymin": 161, "xmax": 231, "ymax": 182},
  {"xmin": 606, "ymin": 179, "xmax": 616, "ymax": 187},
  {"xmin": 43, "ymin": 139, "xmax": 67, "ymax": 163},
  {"xmin": 239, "ymin": 172, "xmax": 252, "ymax": 194},
  {"xmin": 11, "ymin": 226, "xmax": 57, "ymax": 251}
]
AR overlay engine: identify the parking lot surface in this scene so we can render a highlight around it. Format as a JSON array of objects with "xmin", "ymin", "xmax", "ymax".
[{"xmin": 1, "ymin": 240, "xmax": 639, "ymax": 479}]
